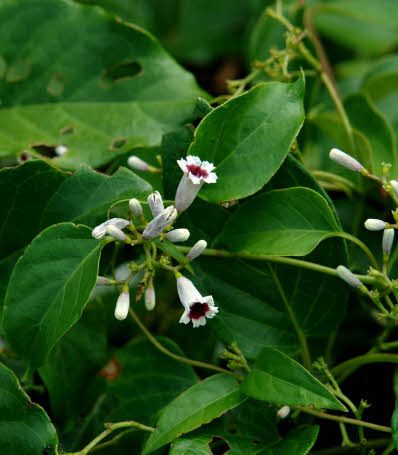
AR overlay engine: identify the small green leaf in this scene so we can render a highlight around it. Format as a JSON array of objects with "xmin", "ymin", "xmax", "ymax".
[
  {"xmin": 262, "ymin": 426, "xmax": 319, "ymax": 455},
  {"xmin": 169, "ymin": 436, "xmax": 213, "ymax": 455},
  {"xmin": 3, "ymin": 223, "xmax": 102, "ymax": 367},
  {"xmin": 0, "ymin": 362, "xmax": 58, "ymax": 454},
  {"xmin": 188, "ymin": 76, "xmax": 305, "ymax": 203},
  {"xmin": 241, "ymin": 347, "xmax": 346, "ymax": 411},
  {"xmin": 220, "ymin": 187, "xmax": 340, "ymax": 257},
  {"xmin": 142, "ymin": 374, "xmax": 244, "ymax": 454}
]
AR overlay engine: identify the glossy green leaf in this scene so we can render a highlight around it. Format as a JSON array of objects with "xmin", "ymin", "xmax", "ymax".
[
  {"xmin": 169, "ymin": 436, "xmax": 213, "ymax": 455},
  {"xmin": 241, "ymin": 347, "xmax": 346, "ymax": 411},
  {"xmin": 312, "ymin": 0, "xmax": 398, "ymax": 56},
  {"xmin": 3, "ymin": 223, "xmax": 102, "ymax": 367},
  {"xmin": 39, "ymin": 304, "xmax": 108, "ymax": 432},
  {"xmin": 261, "ymin": 426, "xmax": 319, "ymax": 455},
  {"xmin": 40, "ymin": 166, "xmax": 152, "ymax": 229},
  {"xmin": 0, "ymin": 362, "xmax": 58, "ymax": 454},
  {"xmin": 188, "ymin": 77, "xmax": 305, "ymax": 203},
  {"xmin": 142, "ymin": 374, "xmax": 243, "ymax": 454},
  {"xmin": 220, "ymin": 187, "xmax": 340, "ymax": 256},
  {"xmin": 107, "ymin": 337, "xmax": 198, "ymax": 425},
  {"xmin": 362, "ymin": 54, "xmax": 398, "ymax": 101},
  {"xmin": 0, "ymin": 0, "xmax": 203, "ymax": 168}
]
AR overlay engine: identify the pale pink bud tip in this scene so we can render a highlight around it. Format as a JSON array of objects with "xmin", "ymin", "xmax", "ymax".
[
  {"xmin": 129, "ymin": 198, "xmax": 143, "ymax": 217},
  {"xmin": 115, "ymin": 291, "xmax": 130, "ymax": 320},
  {"xmin": 55, "ymin": 144, "xmax": 68, "ymax": 156},
  {"xmin": 148, "ymin": 191, "xmax": 164, "ymax": 218},
  {"xmin": 92, "ymin": 218, "xmax": 130, "ymax": 239},
  {"xmin": 145, "ymin": 286, "xmax": 156, "ymax": 311},
  {"xmin": 383, "ymin": 228, "xmax": 395, "ymax": 255},
  {"xmin": 336, "ymin": 265, "xmax": 362, "ymax": 288},
  {"xmin": 166, "ymin": 229, "xmax": 190, "ymax": 243},
  {"xmin": 187, "ymin": 240, "xmax": 207, "ymax": 261},
  {"xmin": 142, "ymin": 206, "xmax": 177, "ymax": 239},
  {"xmin": 127, "ymin": 155, "xmax": 150, "ymax": 172},
  {"xmin": 364, "ymin": 219, "xmax": 387, "ymax": 231},
  {"xmin": 329, "ymin": 148, "xmax": 364, "ymax": 172},
  {"xmin": 277, "ymin": 406, "xmax": 290, "ymax": 420},
  {"xmin": 106, "ymin": 224, "xmax": 127, "ymax": 242}
]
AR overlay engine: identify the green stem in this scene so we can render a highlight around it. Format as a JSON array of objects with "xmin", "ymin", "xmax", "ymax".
[
  {"xmin": 295, "ymin": 406, "xmax": 391, "ymax": 433},
  {"xmin": 331, "ymin": 232, "xmax": 379, "ymax": 269},
  {"xmin": 67, "ymin": 421, "xmax": 155, "ymax": 455},
  {"xmin": 310, "ymin": 439, "xmax": 391, "ymax": 455},
  {"xmin": 129, "ymin": 308, "xmax": 243, "ymax": 380},
  {"xmin": 175, "ymin": 247, "xmax": 379, "ymax": 286}
]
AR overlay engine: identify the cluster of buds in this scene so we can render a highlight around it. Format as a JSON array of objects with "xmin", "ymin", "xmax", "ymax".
[{"xmin": 93, "ymin": 156, "xmax": 218, "ymax": 327}]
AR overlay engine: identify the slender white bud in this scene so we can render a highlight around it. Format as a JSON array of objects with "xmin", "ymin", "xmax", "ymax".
[
  {"xmin": 127, "ymin": 155, "xmax": 150, "ymax": 172},
  {"xmin": 55, "ymin": 144, "xmax": 68, "ymax": 156},
  {"xmin": 142, "ymin": 206, "xmax": 177, "ymax": 239},
  {"xmin": 277, "ymin": 405, "xmax": 290, "ymax": 420},
  {"xmin": 145, "ymin": 285, "xmax": 156, "ymax": 311},
  {"xmin": 175, "ymin": 174, "xmax": 203, "ymax": 212},
  {"xmin": 166, "ymin": 228, "xmax": 190, "ymax": 243},
  {"xmin": 187, "ymin": 240, "xmax": 207, "ymax": 261},
  {"xmin": 383, "ymin": 228, "xmax": 395, "ymax": 255},
  {"xmin": 390, "ymin": 180, "xmax": 398, "ymax": 200},
  {"xmin": 148, "ymin": 191, "xmax": 164, "ymax": 218},
  {"xmin": 106, "ymin": 224, "xmax": 127, "ymax": 242},
  {"xmin": 115, "ymin": 291, "xmax": 130, "ymax": 320},
  {"xmin": 92, "ymin": 218, "xmax": 130, "ymax": 239},
  {"xmin": 329, "ymin": 148, "xmax": 364, "ymax": 172},
  {"xmin": 364, "ymin": 219, "xmax": 387, "ymax": 231},
  {"xmin": 129, "ymin": 198, "xmax": 143, "ymax": 217},
  {"xmin": 336, "ymin": 265, "xmax": 362, "ymax": 288},
  {"xmin": 96, "ymin": 276, "xmax": 111, "ymax": 285}
]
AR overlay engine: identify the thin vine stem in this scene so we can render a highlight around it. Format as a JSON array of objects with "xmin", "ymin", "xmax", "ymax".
[
  {"xmin": 129, "ymin": 308, "xmax": 243, "ymax": 380},
  {"xmin": 310, "ymin": 438, "xmax": 391, "ymax": 455}
]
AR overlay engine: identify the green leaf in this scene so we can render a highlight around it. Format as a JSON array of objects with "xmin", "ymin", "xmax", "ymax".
[
  {"xmin": 142, "ymin": 374, "xmax": 244, "ymax": 454},
  {"xmin": 0, "ymin": 362, "xmax": 58, "ymax": 454},
  {"xmin": 40, "ymin": 166, "xmax": 152, "ymax": 229},
  {"xmin": 0, "ymin": 0, "xmax": 203, "ymax": 168},
  {"xmin": 220, "ymin": 187, "xmax": 340, "ymax": 256},
  {"xmin": 392, "ymin": 408, "xmax": 398, "ymax": 449},
  {"xmin": 344, "ymin": 93, "xmax": 397, "ymax": 175},
  {"xmin": 3, "ymin": 223, "xmax": 102, "ymax": 367},
  {"xmin": 169, "ymin": 436, "xmax": 213, "ymax": 455},
  {"xmin": 312, "ymin": 0, "xmax": 398, "ymax": 56},
  {"xmin": 361, "ymin": 54, "xmax": 398, "ymax": 101},
  {"xmin": 38, "ymin": 303, "xmax": 109, "ymax": 432},
  {"xmin": 261, "ymin": 426, "xmax": 319, "ymax": 455},
  {"xmin": 107, "ymin": 337, "xmax": 199, "ymax": 426},
  {"xmin": 188, "ymin": 77, "xmax": 305, "ymax": 203},
  {"xmin": 241, "ymin": 347, "xmax": 346, "ymax": 411},
  {"xmin": 0, "ymin": 160, "xmax": 67, "ymax": 261}
]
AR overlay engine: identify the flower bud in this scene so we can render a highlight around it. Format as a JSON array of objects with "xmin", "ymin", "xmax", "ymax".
[
  {"xmin": 187, "ymin": 240, "xmax": 207, "ymax": 261},
  {"xmin": 390, "ymin": 180, "xmax": 398, "ymax": 200},
  {"xmin": 145, "ymin": 284, "xmax": 156, "ymax": 311},
  {"xmin": 129, "ymin": 198, "xmax": 143, "ymax": 217},
  {"xmin": 127, "ymin": 155, "xmax": 150, "ymax": 172},
  {"xmin": 55, "ymin": 144, "xmax": 68, "ymax": 156},
  {"xmin": 148, "ymin": 191, "xmax": 164, "ymax": 218},
  {"xmin": 142, "ymin": 206, "xmax": 177, "ymax": 239},
  {"xmin": 96, "ymin": 276, "xmax": 111, "ymax": 285},
  {"xmin": 364, "ymin": 219, "xmax": 387, "ymax": 231},
  {"xmin": 329, "ymin": 148, "xmax": 364, "ymax": 172},
  {"xmin": 336, "ymin": 265, "xmax": 362, "ymax": 288},
  {"xmin": 115, "ymin": 291, "xmax": 130, "ymax": 320},
  {"xmin": 106, "ymin": 224, "xmax": 127, "ymax": 242},
  {"xmin": 383, "ymin": 228, "xmax": 395, "ymax": 255},
  {"xmin": 92, "ymin": 218, "xmax": 130, "ymax": 239},
  {"xmin": 166, "ymin": 228, "xmax": 190, "ymax": 243},
  {"xmin": 277, "ymin": 405, "xmax": 290, "ymax": 420},
  {"xmin": 175, "ymin": 174, "xmax": 203, "ymax": 212}
]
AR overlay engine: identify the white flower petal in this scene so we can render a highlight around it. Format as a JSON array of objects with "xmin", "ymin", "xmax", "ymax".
[
  {"xmin": 177, "ymin": 158, "xmax": 188, "ymax": 173},
  {"xmin": 179, "ymin": 310, "xmax": 190, "ymax": 324},
  {"xmin": 177, "ymin": 276, "xmax": 202, "ymax": 307},
  {"xmin": 204, "ymin": 172, "xmax": 217, "ymax": 184},
  {"xmin": 188, "ymin": 174, "xmax": 202, "ymax": 185}
]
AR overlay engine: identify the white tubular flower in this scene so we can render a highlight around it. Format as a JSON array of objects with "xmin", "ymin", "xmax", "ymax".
[
  {"xmin": 145, "ymin": 285, "xmax": 156, "ymax": 311},
  {"xmin": 383, "ymin": 228, "xmax": 395, "ymax": 255},
  {"xmin": 187, "ymin": 240, "xmax": 207, "ymax": 261},
  {"xmin": 166, "ymin": 228, "xmax": 190, "ymax": 243},
  {"xmin": 175, "ymin": 156, "xmax": 217, "ymax": 212},
  {"xmin": 329, "ymin": 148, "xmax": 364, "ymax": 172},
  {"xmin": 277, "ymin": 406, "xmax": 290, "ymax": 420},
  {"xmin": 92, "ymin": 218, "xmax": 130, "ymax": 239},
  {"xmin": 127, "ymin": 155, "xmax": 150, "ymax": 172},
  {"xmin": 106, "ymin": 224, "xmax": 127, "ymax": 242},
  {"xmin": 177, "ymin": 276, "xmax": 218, "ymax": 328},
  {"xmin": 115, "ymin": 291, "xmax": 130, "ymax": 320},
  {"xmin": 390, "ymin": 180, "xmax": 398, "ymax": 200},
  {"xmin": 129, "ymin": 198, "xmax": 143, "ymax": 217},
  {"xmin": 55, "ymin": 144, "xmax": 68, "ymax": 156},
  {"xmin": 364, "ymin": 219, "xmax": 387, "ymax": 231},
  {"xmin": 336, "ymin": 265, "xmax": 362, "ymax": 288},
  {"xmin": 142, "ymin": 206, "xmax": 177, "ymax": 240},
  {"xmin": 148, "ymin": 191, "xmax": 164, "ymax": 218},
  {"xmin": 96, "ymin": 276, "xmax": 111, "ymax": 285}
]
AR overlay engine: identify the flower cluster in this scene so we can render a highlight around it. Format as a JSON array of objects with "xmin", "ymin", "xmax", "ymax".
[{"xmin": 93, "ymin": 156, "xmax": 218, "ymax": 327}]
